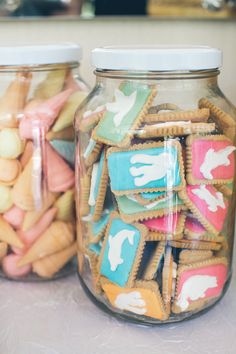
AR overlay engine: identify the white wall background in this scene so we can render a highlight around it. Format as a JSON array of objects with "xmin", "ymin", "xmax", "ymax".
[{"xmin": 0, "ymin": 18, "xmax": 235, "ymax": 104}]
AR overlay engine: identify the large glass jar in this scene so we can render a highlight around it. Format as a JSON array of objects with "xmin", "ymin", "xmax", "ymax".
[
  {"xmin": 75, "ymin": 46, "xmax": 236, "ymax": 324},
  {"xmin": 0, "ymin": 44, "xmax": 88, "ymax": 281}
]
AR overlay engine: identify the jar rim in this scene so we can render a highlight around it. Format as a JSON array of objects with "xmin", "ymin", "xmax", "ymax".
[
  {"xmin": 0, "ymin": 43, "xmax": 82, "ymax": 66},
  {"xmin": 92, "ymin": 45, "xmax": 222, "ymax": 71}
]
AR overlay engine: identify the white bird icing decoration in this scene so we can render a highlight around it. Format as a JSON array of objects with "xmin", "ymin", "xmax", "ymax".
[{"xmin": 106, "ymin": 89, "xmax": 137, "ymax": 127}]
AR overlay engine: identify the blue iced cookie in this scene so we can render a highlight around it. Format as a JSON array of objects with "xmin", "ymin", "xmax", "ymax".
[
  {"xmin": 99, "ymin": 212, "xmax": 147, "ymax": 287},
  {"xmin": 107, "ymin": 141, "xmax": 185, "ymax": 195},
  {"xmin": 50, "ymin": 140, "xmax": 75, "ymax": 166},
  {"xmin": 89, "ymin": 211, "xmax": 111, "ymax": 244},
  {"xmin": 92, "ymin": 82, "xmax": 156, "ymax": 147},
  {"xmin": 88, "ymin": 149, "xmax": 109, "ymax": 221}
]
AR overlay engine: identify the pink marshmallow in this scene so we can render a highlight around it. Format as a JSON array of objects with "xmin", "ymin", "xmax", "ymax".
[
  {"xmin": 18, "ymin": 207, "xmax": 57, "ymax": 246},
  {"xmin": 3, "ymin": 205, "xmax": 25, "ymax": 229}
]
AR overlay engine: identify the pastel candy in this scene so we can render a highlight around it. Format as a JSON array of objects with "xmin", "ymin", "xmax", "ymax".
[
  {"xmin": 20, "ymin": 141, "xmax": 34, "ymax": 168},
  {"xmin": 0, "ymin": 128, "xmax": 24, "ymax": 159},
  {"xmin": 32, "ymin": 241, "xmax": 77, "ymax": 278},
  {"xmin": 50, "ymin": 140, "xmax": 75, "ymax": 166},
  {"xmin": 0, "ymin": 72, "xmax": 31, "ymax": 128},
  {"xmin": 19, "ymin": 89, "xmax": 73, "ymax": 139},
  {"xmin": 54, "ymin": 189, "xmax": 74, "ymax": 222},
  {"xmin": 22, "ymin": 192, "xmax": 58, "ymax": 231},
  {"xmin": 34, "ymin": 69, "xmax": 68, "ymax": 99},
  {"xmin": 0, "ymin": 158, "xmax": 21, "ymax": 185},
  {"xmin": 18, "ymin": 207, "xmax": 57, "ymax": 246},
  {"xmin": 2, "ymin": 254, "xmax": 31, "ymax": 278},
  {"xmin": 46, "ymin": 126, "xmax": 74, "ymax": 141},
  {"xmin": 52, "ymin": 90, "xmax": 88, "ymax": 132},
  {"xmin": 44, "ymin": 142, "xmax": 74, "ymax": 193},
  {"xmin": 3, "ymin": 205, "xmax": 25, "ymax": 229},
  {"xmin": 17, "ymin": 221, "xmax": 75, "ymax": 266},
  {"xmin": 12, "ymin": 159, "xmax": 36, "ymax": 211},
  {"xmin": 0, "ymin": 185, "xmax": 13, "ymax": 213},
  {"xmin": 0, "ymin": 216, "xmax": 24, "ymax": 248}
]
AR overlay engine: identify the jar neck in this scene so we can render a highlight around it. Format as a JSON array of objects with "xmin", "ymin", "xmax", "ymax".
[
  {"xmin": 95, "ymin": 69, "xmax": 219, "ymax": 81},
  {"xmin": 0, "ymin": 62, "xmax": 79, "ymax": 73}
]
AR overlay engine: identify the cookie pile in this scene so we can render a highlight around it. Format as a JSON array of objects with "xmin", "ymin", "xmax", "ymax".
[
  {"xmin": 78, "ymin": 81, "xmax": 235, "ymax": 321},
  {"xmin": 0, "ymin": 68, "xmax": 87, "ymax": 279}
]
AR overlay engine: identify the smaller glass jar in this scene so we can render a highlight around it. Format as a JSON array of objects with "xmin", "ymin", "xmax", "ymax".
[
  {"xmin": 0, "ymin": 44, "xmax": 88, "ymax": 281},
  {"xmin": 75, "ymin": 46, "xmax": 236, "ymax": 324}
]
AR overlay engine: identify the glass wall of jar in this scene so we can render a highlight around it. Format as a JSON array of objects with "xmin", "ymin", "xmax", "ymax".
[
  {"xmin": 75, "ymin": 46, "xmax": 236, "ymax": 324},
  {"xmin": 0, "ymin": 44, "xmax": 88, "ymax": 281}
]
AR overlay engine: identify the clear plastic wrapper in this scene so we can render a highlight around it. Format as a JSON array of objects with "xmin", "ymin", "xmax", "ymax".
[
  {"xmin": 0, "ymin": 44, "xmax": 88, "ymax": 281},
  {"xmin": 75, "ymin": 46, "xmax": 236, "ymax": 324}
]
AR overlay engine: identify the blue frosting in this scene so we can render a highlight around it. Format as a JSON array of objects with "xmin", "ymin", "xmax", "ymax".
[
  {"xmin": 140, "ymin": 191, "xmax": 166, "ymax": 200},
  {"xmin": 100, "ymin": 218, "xmax": 141, "ymax": 287},
  {"xmin": 91, "ymin": 212, "xmax": 110, "ymax": 237},
  {"xmin": 107, "ymin": 145, "xmax": 181, "ymax": 192},
  {"xmin": 89, "ymin": 242, "xmax": 102, "ymax": 256}
]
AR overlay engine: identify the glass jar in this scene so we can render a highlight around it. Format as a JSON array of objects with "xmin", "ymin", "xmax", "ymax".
[
  {"xmin": 0, "ymin": 44, "xmax": 88, "ymax": 281},
  {"xmin": 75, "ymin": 46, "xmax": 236, "ymax": 324}
]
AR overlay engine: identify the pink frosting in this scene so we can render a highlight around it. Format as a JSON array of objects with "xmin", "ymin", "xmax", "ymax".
[
  {"xmin": 185, "ymin": 216, "xmax": 206, "ymax": 235},
  {"xmin": 191, "ymin": 139, "xmax": 235, "ymax": 180},
  {"xmin": 187, "ymin": 185, "xmax": 227, "ymax": 232},
  {"xmin": 178, "ymin": 263, "xmax": 227, "ymax": 300},
  {"xmin": 143, "ymin": 213, "xmax": 180, "ymax": 233}
]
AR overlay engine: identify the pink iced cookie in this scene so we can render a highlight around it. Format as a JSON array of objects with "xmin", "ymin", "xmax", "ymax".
[
  {"xmin": 3, "ymin": 205, "xmax": 25, "ymax": 229},
  {"xmin": 185, "ymin": 215, "xmax": 206, "ymax": 236},
  {"xmin": 2, "ymin": 254, "xmax": 31, "ymax": 278},
  {"xmin": 19, "ymin": 89, "xmax": 73, "ymax": 139},
  {"xmin": 143, "ymin": 213, "xmax": 183, "ymax": 234},
  {"xmin": 18, "ymin": 207, "xmax": 57, "ymax": 246},
  {"xmin": 173, "ymin": 258, "xmax": 227, "ymax": 313},
  {"xmin": 11, "ymin": 245, "xmax": 26, "ymax": 256},
  {"xmin": 187, "ymin": 135, "xmax": 236, "ymax": 184},
  {"xmin": 180, "ymin": 184, "xmax": 228, "ymax": 235}
]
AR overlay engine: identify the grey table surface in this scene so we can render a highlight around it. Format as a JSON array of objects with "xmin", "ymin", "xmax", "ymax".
[{"xmin": 0, "ymin": 262, "xmax": 236, "ymax": 354}]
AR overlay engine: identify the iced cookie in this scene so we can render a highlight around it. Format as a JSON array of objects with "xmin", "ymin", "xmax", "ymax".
[
  {"xmin": 172, "ymin": 257, "xmax": 228, "ymax": 313},
  {"xmin": 83, "ymin": 138, "xmax": 103, "ymax": 167},
  {"xmin": 143, "ymin": 241, "xmax": 165, "ymax": 280},
  {"xmin": 98, "ymin": 212, "xmax": 147, "ymax": 287},
  {"xmin": 184, "ymin": 214, "xmax": 224, "ymax": 243},
  {"xmin": 143, "ymin": 212, "xmax": 186, "ymax": 241},
  {"xmin": 179, "ymin": 185, "xmax": 227, "ymax": 235},
  {"xmin": 93, "ymin": 82, "xmax": 156, "ymax": 147},
  {"xmin": 101, "ymin": 279, "xmax": 167, "ymax": 320},
  {"xmin": 88, "ymin": 149, "xmax": 109, "ymax": 221},
  {"xmin": 107, "ymin": 140, "xmax": 185, "ymax": 195},
  {"xmin": 136, "ymin": 122, "xmax": 215, "ymax": 139},
  {"xmin": 116, "ymin": 192, "xmax": 186, "ymax": 223},
  {"xmin": 186, "ymin": 135, "xmax": 236, "ymax": 185}
]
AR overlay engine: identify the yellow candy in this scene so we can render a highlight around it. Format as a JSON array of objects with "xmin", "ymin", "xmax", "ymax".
[
  {"xmin": 0, "ymin": 128, "xmax": 24, "ymax": 159},
  {"xmin": 52, "ymin": 91, "xmax": 88, "ymax": 132},
  {"xmin": 0, "ymin": 185, "xmax": 13, "ymax": 212},
  {"xmin": 34, "ymin": 69, "xmax": 68, "ymax": 99},
  {"xmin": 54, "ymin": 189, "xmax": 75, "ymax": 222}
]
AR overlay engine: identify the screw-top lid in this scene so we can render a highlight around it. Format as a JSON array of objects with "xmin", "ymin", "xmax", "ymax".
[
  {"xmin": 0, "ymin": 43, "xmax": 82, "ymax": 66},
  {"xmin": 92, "ymin": 46, "xmax": 222, "ymax": 71}
]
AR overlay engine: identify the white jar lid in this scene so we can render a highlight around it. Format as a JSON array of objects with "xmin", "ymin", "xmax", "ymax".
[
  {"xmin": 0, "ymin": 43, "xmax": 82, "ymax": 66},
  {"xmin": 92, "ymin": 46, "xmax": 222, "ymax": 71}
]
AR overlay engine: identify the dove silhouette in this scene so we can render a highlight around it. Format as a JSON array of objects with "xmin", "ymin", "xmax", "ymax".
[{"xmin": 106, "ymin": 89, "xmax": 137, "ymax": 127}]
